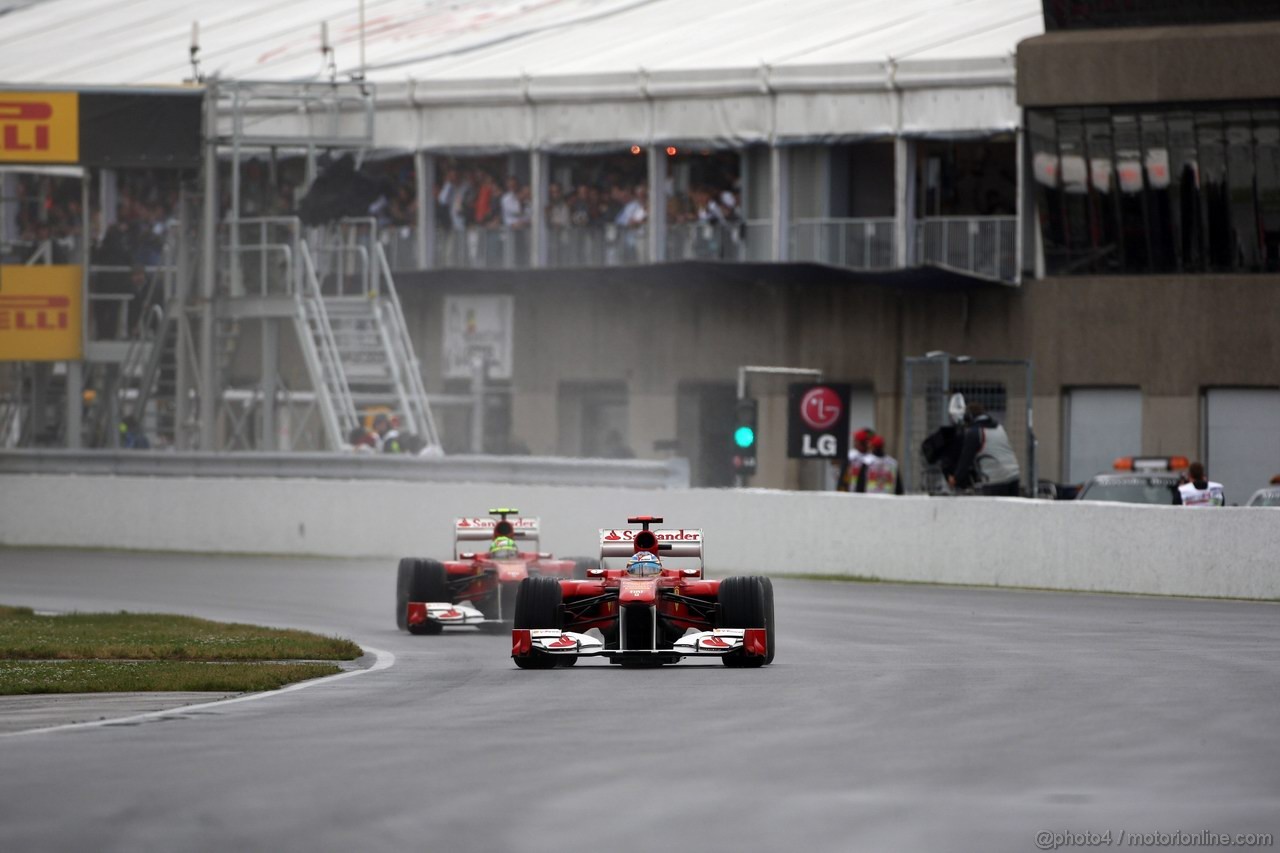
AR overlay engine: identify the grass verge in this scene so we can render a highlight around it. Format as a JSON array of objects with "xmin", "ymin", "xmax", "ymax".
[
  {"xmin": 0, "ymin": 605, "xmax": 362, "ymax": 695},
  {"xmin": 0, "ymin": 660, "xmax": 341, "ymax": 695},
  {"xmin": 0, "ymin": 605, "xmax": 361, "ymax": 661}
]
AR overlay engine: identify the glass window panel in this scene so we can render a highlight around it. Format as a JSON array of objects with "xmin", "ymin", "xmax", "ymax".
[
  {"xmin": 1196, "ymin": 111, "xmax": 1234, "ymax": 271},
  {"xmin": 1253, "ymin": 109, "xmax": 1280, "ymax": 271},
  {"xmin": 1112, "ymin": 113, "xmax": 1150, "ymax": 272},
  {"xmin": 1028, "ymin": 110, "xmax": 1069, "ymax": 274},
  {"xmin": 1057, "ymin": 110, "xmax": 1093, "ymax": 272},
  {"xmin": 1166, "ymin": 112, "xmax": 1203, "ymax": 271},
  {"xmin": 1140, "ymin": 114, "xmax": 1177, "ymax": 272},
  {"xmin": 1225, "ymin": 110, "xmax": 1261, "ymax": 270},
  {"xmin": 1084, "ymin": 109, "xmax": 1122, "ymax": 273}
]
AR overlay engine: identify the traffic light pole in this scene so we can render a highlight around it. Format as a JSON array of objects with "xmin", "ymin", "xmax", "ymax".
[{"xmin": 735, "ymin": 365, "xmax": 823, "ymax": 488}]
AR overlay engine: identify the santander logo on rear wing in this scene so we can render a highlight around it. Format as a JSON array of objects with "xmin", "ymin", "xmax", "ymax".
[
  {"xmin": 598, "ymin": 528, "xmax": 703, "ymax": 559},
  {"xmin": 455, "ymin": 517, "xmax": 540, "ymax": 542}
]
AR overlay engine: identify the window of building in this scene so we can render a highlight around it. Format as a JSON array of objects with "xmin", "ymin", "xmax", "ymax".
[{"xmin": 1029, "ymin": 102, "xmax": 1280, "ymax": 276}]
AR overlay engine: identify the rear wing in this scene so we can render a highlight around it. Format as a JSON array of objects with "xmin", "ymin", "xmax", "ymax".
[
  {"xmin": 598, "ymin": 528, "xmax": 703, "ymax": 561},
  {"xmin": 454, "ymin": 517, "xmax": 540, "ymax": 558}
]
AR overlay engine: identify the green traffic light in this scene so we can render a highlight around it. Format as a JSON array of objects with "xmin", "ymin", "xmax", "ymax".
[{"xmin": 734, "ymin": 426, "xmax": 756, "ymax": 448}]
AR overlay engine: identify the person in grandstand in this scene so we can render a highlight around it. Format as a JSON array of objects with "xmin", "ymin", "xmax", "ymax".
[
  {"xmin": 625, "ymin": 551, "xmax": 662, "ymax": 576},
  {"xmin": 372, "ymin": 413, "xmax": 403, "ymax": 454},
  {"xmin": 1176, "ymin": 462, "xmax": 1225, "ymax": 507},
  {"xmin": 857, "ymin": 435, "xmax": 904, "ymax": 495},
  {"xmin": 489, "ymin": 535, "xmax": 520, "ymax": 559},
  {"xmin": 949, "ymin": 402, "xmax": 1021, "ymax": 497},
  {"xmin": 838, "ymin": 428, "xmax": 876, "ymax": 492}
]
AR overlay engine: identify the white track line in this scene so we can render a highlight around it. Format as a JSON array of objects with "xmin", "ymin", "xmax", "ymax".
[{"xmin": 1, "ymin": 645, "xmax": 395, "ymax": 738}]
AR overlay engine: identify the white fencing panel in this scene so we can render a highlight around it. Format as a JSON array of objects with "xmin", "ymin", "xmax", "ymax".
[
  {"xmin": 1065, "ymin": 388, "xmax": 1142, "ymax": 483},
  {"xmin": 1206, "ymin": 388, "xmax": 1280, "ymax": 503}
]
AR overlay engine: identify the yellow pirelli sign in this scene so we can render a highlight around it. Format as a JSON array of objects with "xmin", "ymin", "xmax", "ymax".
[
  {"xmin": 0, "ymin": 92, "xmax": 78, "ymax": 164},
  {"xmin": 0, "ymin": 265, "xmax": 83, "ymax": 361}
]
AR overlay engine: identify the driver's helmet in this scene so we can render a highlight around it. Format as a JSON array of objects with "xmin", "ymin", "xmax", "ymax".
[
  {"xmin": 489, "ymin": 536, "xmax": 519, "ymax": 559},
  {"xmin": 626, "ymin": 551, "xmax": 663, "ymax": 577}
]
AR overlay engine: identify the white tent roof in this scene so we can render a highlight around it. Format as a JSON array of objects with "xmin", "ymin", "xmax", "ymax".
[{"xmin": 0, "ymin": 0, "xmax": 1042, "ymax": 149}]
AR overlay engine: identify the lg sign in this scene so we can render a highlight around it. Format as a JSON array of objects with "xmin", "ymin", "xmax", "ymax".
[{"xmin": 787, "ymin": 382, "xmax": 852, "ymax": 460}]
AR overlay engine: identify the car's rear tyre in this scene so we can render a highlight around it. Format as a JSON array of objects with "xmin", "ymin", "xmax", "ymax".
[
  {"xmin": 718, "ymin": 575, "xmax": 773, "ymax": 667},
  {"xmin": 398, "ymin": 558, "xmax": 448, "ymax": 635},
  {"xmin": 513, "ymin": 577, "xmax": 563, "ymax": 669},
  {"xmin": 568, "ymin": 557, "xmax": 596, "ymax": 580}
]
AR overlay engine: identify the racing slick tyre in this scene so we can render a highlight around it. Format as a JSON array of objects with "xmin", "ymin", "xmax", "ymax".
[
  {"xmin": 718, "ymin": 576, "xmax": 774, "ymax": 668},
  {"xmin": 400, "ymin": 558, "xmax": 448, "ymax": 635},
  {"xmin": 513, "ymin": 577, "xmax": 563, "ymax": 670},
  {"xmin": 568, "ymin": 557, "xmax": 597, "ymax": 580}
]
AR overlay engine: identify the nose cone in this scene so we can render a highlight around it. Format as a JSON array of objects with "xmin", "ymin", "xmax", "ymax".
[{"xmin": 619, "ymin": 577, "xmax": 657, "ymax": 604}]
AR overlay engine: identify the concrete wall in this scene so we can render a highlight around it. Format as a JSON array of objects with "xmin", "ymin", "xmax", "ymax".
[
  {"xmin": 1018, "ymin": 22, "xmax": 1280, "ymax": 107},
  {"xmin": 3, "ymin": 474, "xmax": 1277, "ymax": 600}
]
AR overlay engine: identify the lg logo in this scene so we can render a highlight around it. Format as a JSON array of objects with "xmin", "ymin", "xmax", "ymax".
[{"xmin": 800, "ymin": 386, "xmax": 842, "ymax": 430}]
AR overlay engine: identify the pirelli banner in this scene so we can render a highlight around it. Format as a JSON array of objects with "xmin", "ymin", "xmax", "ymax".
[
  {"xmin": 0, "ymin": 266, "xmax": 83, "ymax": 362},
  {"xmin": 0, "ymin": 89, "xmax": 201, "ymax": 168}
]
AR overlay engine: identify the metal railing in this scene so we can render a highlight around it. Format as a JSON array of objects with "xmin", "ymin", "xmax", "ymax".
[
  {"xmin": 791, "ymin": 218, "xmax": 896, "ymax": 270},
  {"xmin": 222, "ymin": 217, "xmax": 301, "ymax": 297},
  {"xmin": 915, "ymin": 216, "xmax": 1018, "ymax": 283},
  {"xmin": 437, "ymin": 225, "xmax": 533, "ymax": 269},
  {"xmin": 296, "ymin": 240, "xmax": 358, "ymax": 444},
  {"xmin": 363, "ymin": 216, "xmax": 1020, "ymax": 279},
  {"xmin": 374, "ymin": 241, "xmax": 441, "ymax": 449}
]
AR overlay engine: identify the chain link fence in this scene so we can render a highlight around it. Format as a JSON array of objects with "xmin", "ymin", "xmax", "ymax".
[{"xmin": 902, "ymin": 355, "xmax": 1035, "ymax": 495}]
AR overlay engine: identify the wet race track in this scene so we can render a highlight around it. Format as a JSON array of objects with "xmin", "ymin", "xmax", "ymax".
[{"xmin": 1, "ymin": 548, "xmax": 1278, "ymax": 853}]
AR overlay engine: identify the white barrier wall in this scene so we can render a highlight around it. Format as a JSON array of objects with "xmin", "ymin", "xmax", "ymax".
[{"xmin": 2, "ymin": 474, "xmax": 1277, "ymax": 600}]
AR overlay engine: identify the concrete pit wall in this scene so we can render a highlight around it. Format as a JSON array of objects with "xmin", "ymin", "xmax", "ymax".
[{"xmin": 2, "ymin": 474, "xmax": 1276, "ymax": 601}]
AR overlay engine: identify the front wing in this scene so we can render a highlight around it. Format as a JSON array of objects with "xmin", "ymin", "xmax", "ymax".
[
  {"xmin": 511, "ymin": 627, "xmax": 768, "ymax": 661},
  {"xmin": 406, "ymin": 601, "xmax": 488, "ymax": 628}
]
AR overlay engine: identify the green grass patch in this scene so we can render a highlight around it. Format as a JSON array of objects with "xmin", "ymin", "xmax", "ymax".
[
  {"xmin": 0, "ymin": 660, "xmax": 341, "ymax": 695},
  {"xmin": 0, "ymin": 607, "xmax": 362, "ymax": 662}
]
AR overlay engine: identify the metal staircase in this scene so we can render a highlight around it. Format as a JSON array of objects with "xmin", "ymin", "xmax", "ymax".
[{"xmin": 290, "ymin": 220, "xmax": 439, "ymax": 451}]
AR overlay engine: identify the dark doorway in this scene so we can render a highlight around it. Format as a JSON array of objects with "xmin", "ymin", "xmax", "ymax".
[{"xmin": 677, "ymin": 381, "xmax": 737, "ymax": 487}]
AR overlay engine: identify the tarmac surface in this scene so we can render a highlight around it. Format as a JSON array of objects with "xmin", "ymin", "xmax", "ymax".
[{"xmin": 1, "ymin": 547, "xmax": 1277, "ymax": 853}]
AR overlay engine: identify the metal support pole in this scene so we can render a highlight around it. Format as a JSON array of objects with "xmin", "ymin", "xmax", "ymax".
[
  {"xmin": 229, "ymin": 87, "xmax": 242, "ymax": 297},
  {"xmin": 1014, "ymin": 126, "xmax": 1026, "ymax": 284},
  {"xmin": 199, "ymin": 83, "xmax": 219, "ymax": 451},
  {"xmin": 30, "ymin": 363, "xmax": 48, "ymax": 441},
  {"xmin": 175, "ymin": 221, "xmax": 191, "ymax": 449},
  {"xmin": 901, "ymin": 361, "xmax": 914, "ymax": 492},
  {"xmin": 64, "ymin": 360, "xmax": 82, "ymax": 449},
  {"xmin": 415, "ymin": 150, "xmax": 434, "ymax": 269},
  {"xmin": 1025, "ymin": 360, "xmax": 1036, "ymax": 495},
  {"xmin": 770, "ymin": 144, "xmax": 789, "ymax": 262},
  {"xmin": 0, "ymin": 173, "xmax": 18, "ymax": 245},
  {"xmin": 470, "ymin": 354, "xmax": 487, "ymax": 454},
  {"xmin": 99, "ymin": 168, "xmax": 118, "ymax": 240},
  {"xmin": 646, "ymin": 145, "xmax": 666, "ymax": 263},
  {"xmin": 530, "ymin": 149, "xmax": 548, "ymax": 267},
  {"xmin": 894, "ymin": 136, "xmax": 915, "ymax": 268},
  {"xmin": 259, "ymin": 319, "xmax": 277, "ymax": 450}
]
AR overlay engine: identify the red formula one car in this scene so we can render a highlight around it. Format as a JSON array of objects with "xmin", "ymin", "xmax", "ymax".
[
  {"xmin": 396, "ymin": 509, "xmax": 593, "ymax": 635},
  {"xmin": 511, "ymin": 516, "xmax": 775, "ymax": 668}
]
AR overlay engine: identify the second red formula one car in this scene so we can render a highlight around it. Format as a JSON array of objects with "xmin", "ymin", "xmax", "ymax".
[
  {"xmin": 511, "ymin": 516, "xmax": 775, "ymax": 668},
  {"xmin": 396, "ymin": 509, "xmax": 593, "ymax": 634}
]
